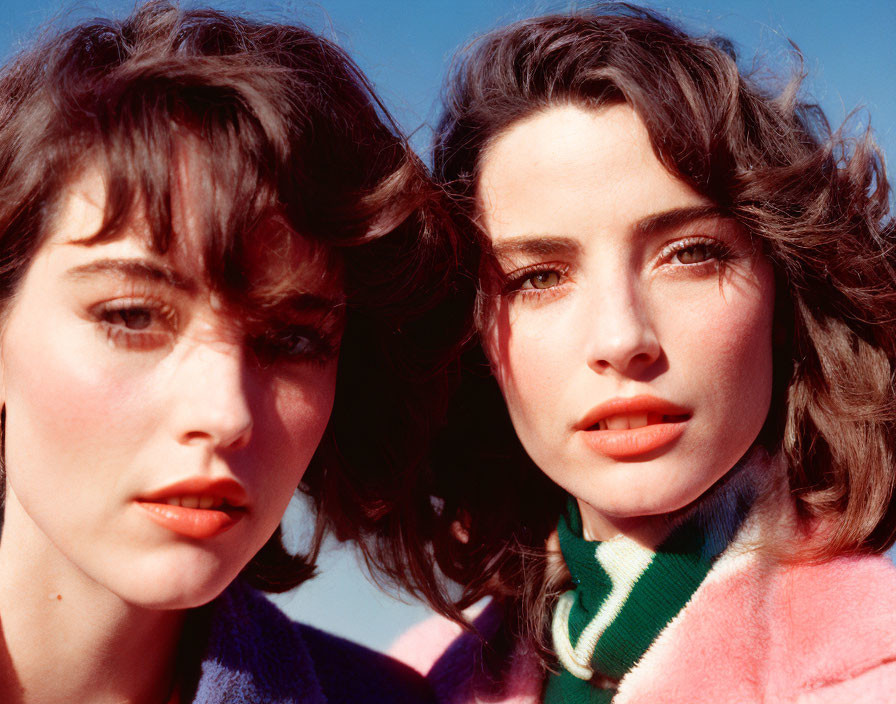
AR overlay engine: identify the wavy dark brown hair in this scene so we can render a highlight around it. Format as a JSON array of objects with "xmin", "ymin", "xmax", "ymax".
[
  {"xmin": 0, "ymin": 1, "xmax": 462, "ymax": 592},
  {"xmin": 388, "ymin": 3, "xmax": 896, "ymax": 660}
]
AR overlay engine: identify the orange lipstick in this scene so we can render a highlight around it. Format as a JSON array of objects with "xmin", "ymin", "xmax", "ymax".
[
  {"xmin": 576, "ymin": 395, "xmax": 689, "ymax": 460},
  {"xmin": 135, "ymin": 477, "xmax": 247, "ymax": 539}
]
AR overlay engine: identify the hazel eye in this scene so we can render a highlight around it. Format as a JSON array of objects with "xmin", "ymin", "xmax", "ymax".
[
  {"xmin": 500, "ymin": 263, "xmax": 569, "ymax": 297},
  {"xmin": 523, "ymin": 271, "xmax": 561, "ymax": 289}
]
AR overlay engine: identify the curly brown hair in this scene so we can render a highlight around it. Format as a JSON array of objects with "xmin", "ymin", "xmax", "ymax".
[
  {"xmin": 0, "ymin": 1, "xmax": 461, "ymax": 592},
  {"xmin": 393, "ymin": 2, "xmax": 896, "ymax": 655}
]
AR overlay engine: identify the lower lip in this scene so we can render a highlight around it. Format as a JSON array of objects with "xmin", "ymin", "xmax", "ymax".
[
  {"xmin": 579, "ymin": 421, "xmax": 687, "ymax": 459},
  {"xmin": 135, "ymin": 501, "xmax": 244, "ymax": 539}
]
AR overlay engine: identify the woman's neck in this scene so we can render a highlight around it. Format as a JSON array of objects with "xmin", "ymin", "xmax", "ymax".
[
  {"xmin": 575, "ymin": 503, "xmax": 671, "ymax": 548},
  {"xmin": 575, "ymin": 450, "xmax": 766, "ymax": 549},
  {"xmin": 0, "ymin": 497, "xmax": 186, "ymax": 704}
]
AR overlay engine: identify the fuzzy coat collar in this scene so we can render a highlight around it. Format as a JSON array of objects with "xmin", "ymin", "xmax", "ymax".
[
  {"xmin": 191, "ymin": 580, "xmax": 327, "ymax": 704},
  {"xmin": 392, "ymin": 459, "xmax": 896, "ymax": 703}
]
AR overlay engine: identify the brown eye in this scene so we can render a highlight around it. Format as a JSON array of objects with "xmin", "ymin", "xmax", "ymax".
[
  {"xmin": 527, "ymin": 271, "xmax": 560, "ymax": 289},
  {"xmin": 676, "ymin": 244, "xmax": 712, "ymax": 264},
  {"xmin": 107, "ymin": 308, "xmax": 153, "ymax": 330}
]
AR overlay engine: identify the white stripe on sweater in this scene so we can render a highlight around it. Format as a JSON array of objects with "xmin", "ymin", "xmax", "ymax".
[{"xmin": 553, "ymin": 538, "xmax": 655, "ymax": 680}]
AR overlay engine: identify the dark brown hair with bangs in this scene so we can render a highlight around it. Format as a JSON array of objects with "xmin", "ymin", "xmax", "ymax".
[
  {"xmin": 393, "ymin": 3, "xmax": 895, "ymax": 658},
  {"xmin": 0, "ymin": 1, "xmax": 460, "ymax": 591}
]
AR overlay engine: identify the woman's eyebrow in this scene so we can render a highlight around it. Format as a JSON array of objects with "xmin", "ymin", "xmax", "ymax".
[
  {"xmin": 488, "ymin": 208, "xmax": 727, "ymax": 259},
  {"xmin": 635, "ymin": 205, "xmax": 727, "ymax": 235},
  {"xmin": 66, "ymin": 259, "xmax": 346, "ymax": 311},
  {"xmin": 489, "ymin": 235, "xmax": 583, "ymax": 260},
  {"xmin": 65, "ymin": 258, "xmax": 196, "ymax": 292}
]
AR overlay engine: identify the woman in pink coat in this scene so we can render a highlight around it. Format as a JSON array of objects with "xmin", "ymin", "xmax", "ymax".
[{"xmin": 388, "ymin": 5, "xmax": 896, "ymax": 702}]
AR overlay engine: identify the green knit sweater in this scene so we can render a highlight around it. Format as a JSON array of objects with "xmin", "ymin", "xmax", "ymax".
[{"xmin": 545, "ymin": 464, "xmax": 757, "ymax": 703}]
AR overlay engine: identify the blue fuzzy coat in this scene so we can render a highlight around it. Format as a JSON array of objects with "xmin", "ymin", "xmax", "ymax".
[{"xmin": 189, "ymin": 580, "xmax": 435, "ymax": 704}]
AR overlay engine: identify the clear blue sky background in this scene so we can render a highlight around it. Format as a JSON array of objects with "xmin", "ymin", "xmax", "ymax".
[{"xmin": 1, "ymin": 0, "xmax": 893, "ymax": 651}]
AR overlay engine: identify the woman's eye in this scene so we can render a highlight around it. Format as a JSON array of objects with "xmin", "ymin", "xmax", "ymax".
[
  {"xmin": 664, "ymin": 238, "xmax": 730, "ymax": 268},
  {"xmin": 92, "ymin": 301, "xmax": 174, "ymax": 351},
  {"xmin": 103, "ymin": 308, "xmax": 154, "ymax": 330},
  {"xmin": 674, "ymin": 243, "xmax": 714, "ymax": 265},
  {"xmin": 252, "ymin": 326, "xmax": 336, "ymax": 365},
  {"xmin": 274, "ymin": 331, "xmax": 315, "ymax": 356},
  {"xmin": 499, "ymin": 265, "xmax": 568, "ymax": 298},
  {"xmin": 522, "ymin": 270, "xmax": 561, "ymax": 289}
]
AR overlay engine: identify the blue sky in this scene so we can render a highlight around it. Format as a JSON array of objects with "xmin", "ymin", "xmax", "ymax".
[
  {"xmin": 1, "ymin": 0, "xmax": 893, "ymax": 651},
  {"xmin": 2, "ymin": 0, "xmax": 894, "ymax": 162}
]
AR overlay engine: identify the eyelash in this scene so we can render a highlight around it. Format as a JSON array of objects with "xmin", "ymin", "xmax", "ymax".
[
  {"xmin": 250, "ymin": 326, "xmax": 339, "ymax": 367},
  {"xmin": 501, "ymin": 263, "xmax": 570, "ymax": 299},
  {"xmin": 499, "ymin": 236, "xmax": 731, "ymax": 299},
  {"xmin": 657, "ymin": 236, "xmax": 732, "ymax": 269},
  {"xmin": 92, "ymin": 298, "xmax": 177, "ymax": 351},
  {"xmin": 92, "ymin": 298, "xmax": 338, "ymax": 365}
]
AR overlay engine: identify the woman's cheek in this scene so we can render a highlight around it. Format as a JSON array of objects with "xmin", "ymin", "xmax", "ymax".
[
  {"xmin": 671, "ymin": 275, "xmax": 775, "ymax": 437},
  {"xmin": 272, "ymin": 363, "xmax": 338, "ymax": 445},
  {"xmin": 3, "ymin": 321, "xmax": 147, "ymax": 453},
  {"xmin": 482, "ymin": 305, "xmax": 526, "ymax": 397},
  {"xmin": 247, "ymin": 360, "xmax": 344, "ymax": 486},
  {"xmin": 482, "ymin": 306, "xmax": 560, "ymax": 431}
]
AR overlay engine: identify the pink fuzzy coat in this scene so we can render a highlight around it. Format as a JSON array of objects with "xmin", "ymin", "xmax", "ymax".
[{"xmin": 392, "ymin": 505, "xmax": 896, "ymax": 703}]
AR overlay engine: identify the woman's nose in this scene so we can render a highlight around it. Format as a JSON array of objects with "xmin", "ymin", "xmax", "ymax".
[
  {"xmin": 169, "ymin": 340, "xmax": 254, "ymax": 451},
  {"xmin": 583, "ymin": 278, "xmax": 661, "ymax": 377}
]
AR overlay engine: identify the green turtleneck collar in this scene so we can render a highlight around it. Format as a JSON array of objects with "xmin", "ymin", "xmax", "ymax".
[{"xmin": 544, "ymin": 460, "xmax": 758, "ymax": 703}]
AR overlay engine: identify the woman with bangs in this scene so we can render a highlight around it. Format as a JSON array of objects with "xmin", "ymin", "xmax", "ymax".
[
  {"xmin": 391, "ymin": 5, "xmax": 896, "ymax": 703},
  {"xmin": 0, "ymin": 2, "xmax": 453, "ymax": 702}
]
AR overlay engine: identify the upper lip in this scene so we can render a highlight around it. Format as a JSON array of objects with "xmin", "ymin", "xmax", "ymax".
[
  {"xmin": 137, "ymin": 477, "xmax": 249, "ymax": 508},
  {"xmin": 575, "ymin": 395, "xmax": 690, "ymax": 431}
]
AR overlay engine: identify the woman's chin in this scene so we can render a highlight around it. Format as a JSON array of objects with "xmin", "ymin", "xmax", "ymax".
[
  {"xmin": 115, "ymin": 578, "xmax": 232, "ymax": 612},
  {"xmin": 100, "ymin": 552, "xmax": 245, "ymax": 612}
]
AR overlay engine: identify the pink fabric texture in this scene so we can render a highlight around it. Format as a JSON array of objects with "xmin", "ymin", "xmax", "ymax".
[
  {"xmin": 391, "ymin": 601, "xmax": 543, "ymax": 704},
  {"xmin": 392, "ymin": 539, "xmax": 896, "ymax": 703}
]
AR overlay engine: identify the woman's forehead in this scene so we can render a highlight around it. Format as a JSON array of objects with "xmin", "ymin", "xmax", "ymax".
[{"xmin": 47, "ymin": 166, "xmax": 344, "ymax": 303}]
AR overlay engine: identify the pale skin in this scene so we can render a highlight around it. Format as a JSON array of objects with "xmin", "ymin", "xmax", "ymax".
[
  {"xmin": 0, "ymin": 167, "xmax": 342, "ymax": 703},
  {"xmin": 478, "ymin": 103, "xmax": 775, "ymax": 546}
]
